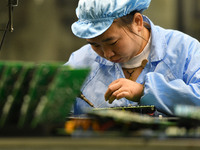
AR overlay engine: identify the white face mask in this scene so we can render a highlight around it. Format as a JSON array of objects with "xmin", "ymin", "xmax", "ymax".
[{"xmin": 120, "ymin": 34, "xmax": 151, "ymax": 69}]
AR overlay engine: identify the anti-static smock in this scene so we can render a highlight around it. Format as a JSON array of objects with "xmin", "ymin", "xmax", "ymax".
[{"xmin": 65, "ymin": 16, "xmax": 200, "ymax": 116}]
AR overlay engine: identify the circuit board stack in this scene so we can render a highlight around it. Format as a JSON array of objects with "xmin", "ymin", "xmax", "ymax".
[{"xmin": 0, "ymin": 61, "xmax": 89, "ymax": 136}]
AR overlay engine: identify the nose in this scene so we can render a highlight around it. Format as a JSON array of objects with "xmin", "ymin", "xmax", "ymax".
[{"xmin": 103, "ymin": 47, "xmax": 115, "ymax": 60}]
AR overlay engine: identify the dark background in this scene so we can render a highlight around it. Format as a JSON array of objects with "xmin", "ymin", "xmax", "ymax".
[{"xmin": 0, "ymin": 0, "xmax": 199, "ymax": 63}]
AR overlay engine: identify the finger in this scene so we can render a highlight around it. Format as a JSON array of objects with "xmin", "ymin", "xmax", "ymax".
[
  {"xmin": 108, "ymin": 95, "xmax": 116, "ymax": 104},
  {"xmin": 104, "ymin": 80, "xmax": 121, "ymax": 101},
  {"xmin": 116, "ymin": 91, "xmax": 130, "ymax": 100},
  {"xmin": 107, "ymin": 92, "xmax": 121, "ymax": 104},
  {"xmin": 104, "ymin": 90, "xmax": 110, "ymax": 101},
  {"xmin": 107, "ymin": 88, "xmax": 124, "ymax": 104}
]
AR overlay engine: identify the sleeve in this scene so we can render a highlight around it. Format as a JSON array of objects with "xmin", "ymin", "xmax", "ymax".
[
  {"xmin": 140, "ymin": 40, "xmax": 200, "ymax": 116},
  {"xmin": 141, "ymin": 72, "xmax": 200, "ymax": 116}
]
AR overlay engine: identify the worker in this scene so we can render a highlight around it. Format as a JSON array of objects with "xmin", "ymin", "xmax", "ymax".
[{"xmin": 65, "ymin": 0, "xmax": 200, "ymax": 116}]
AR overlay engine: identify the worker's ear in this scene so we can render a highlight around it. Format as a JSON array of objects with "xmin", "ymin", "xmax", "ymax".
[{"xmin": 132, "ymin": 13, "xmax": 143, "ymax": 32}]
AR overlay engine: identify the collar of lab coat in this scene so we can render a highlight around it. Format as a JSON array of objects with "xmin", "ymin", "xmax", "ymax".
[{"xmin": 143, "ymin": 15, "xmax": 167, "ymax": 63}]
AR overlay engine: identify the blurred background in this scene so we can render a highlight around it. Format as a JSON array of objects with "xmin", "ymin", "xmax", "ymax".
[{"xmin": 0, "ymin": 0, "xmax": 200, "ymax": 63}]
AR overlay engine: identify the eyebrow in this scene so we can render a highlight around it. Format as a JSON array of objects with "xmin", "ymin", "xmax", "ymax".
[
  {"xmin": 86, "ymin": 41, "xmax": 96, "ymax": 45},
  {"xmin": 101, "ymin": 37, "xmax": 115, "ymax": 42}
]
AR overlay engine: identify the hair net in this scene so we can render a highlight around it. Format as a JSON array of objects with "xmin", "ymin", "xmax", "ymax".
[{"xmin": 71, "ymin": 0, "xmax": 151, "ymax": 39}]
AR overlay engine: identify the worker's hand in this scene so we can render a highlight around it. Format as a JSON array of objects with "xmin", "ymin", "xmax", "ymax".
[{"xmin": 104, "ymin": 78, "xmax": 144, "ymax": 104}]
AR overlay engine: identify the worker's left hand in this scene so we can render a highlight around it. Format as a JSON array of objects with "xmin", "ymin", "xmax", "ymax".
[{"xmin": 104, "ymin": 78, "xmax": 144, "ymax": 104}]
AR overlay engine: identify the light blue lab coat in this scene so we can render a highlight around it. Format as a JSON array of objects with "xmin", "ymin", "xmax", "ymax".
[{"xmin": 65, "ymin": 16, "xmax": 200, "ymax": 116}]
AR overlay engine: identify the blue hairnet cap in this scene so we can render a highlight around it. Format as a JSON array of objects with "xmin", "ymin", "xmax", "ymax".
[{"xmin": 71, "ymin": 0, "xmax": 151, "ymax": 39}]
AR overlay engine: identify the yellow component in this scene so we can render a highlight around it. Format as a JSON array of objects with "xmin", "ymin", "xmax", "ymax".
[{"xmin": 65, "ymin": 120, "xmax": 76, "ymax": 134}]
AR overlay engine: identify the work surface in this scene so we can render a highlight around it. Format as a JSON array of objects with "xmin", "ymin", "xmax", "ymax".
[{"xmin": 0, "ymin": 137, "xmax": 200, "ymax": 150}]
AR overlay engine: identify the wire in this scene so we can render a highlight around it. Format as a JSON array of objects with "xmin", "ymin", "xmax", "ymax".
[
  {"xmin": 0, "ymin": 0, "xmax": 17, "ymax": 51},
  {"xmin": 0, "ymin": 21, "xmax": 9, "ymax": 51}
]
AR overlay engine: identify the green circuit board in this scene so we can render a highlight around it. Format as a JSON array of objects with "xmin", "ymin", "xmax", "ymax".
[{"xmin": 0, "ymin": 61, "xmax": 90, "ymax": 131}]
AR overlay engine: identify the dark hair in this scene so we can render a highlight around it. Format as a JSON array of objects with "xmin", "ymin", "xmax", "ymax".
[
  {"xmin": 117, "ymin": 11, "xmax": 138, "ymax": 30},
  {"xmin": 116, "ymin": 11, "xmax": 149, "ymax": 42}
]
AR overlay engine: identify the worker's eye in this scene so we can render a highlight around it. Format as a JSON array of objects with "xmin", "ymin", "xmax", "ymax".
[
  {"xmin": 89, "ymin": 43, "xmax": 100, "ymax": 48},
  {"xmin": 87, "ymin": 41, "xmax": 100, "ymax": 48},
  {"xmin": 110, "ymin": 40, "xmax": 118, "ymax": 45},
  {"xmin": 92, "ymin": 44, "xmax": 100, "ymax": 48}
]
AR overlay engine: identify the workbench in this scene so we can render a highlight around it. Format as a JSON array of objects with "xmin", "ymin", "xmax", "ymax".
[{"xmin": 0, "ymin": 137, "xmax": 200, "ymax": 150}]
